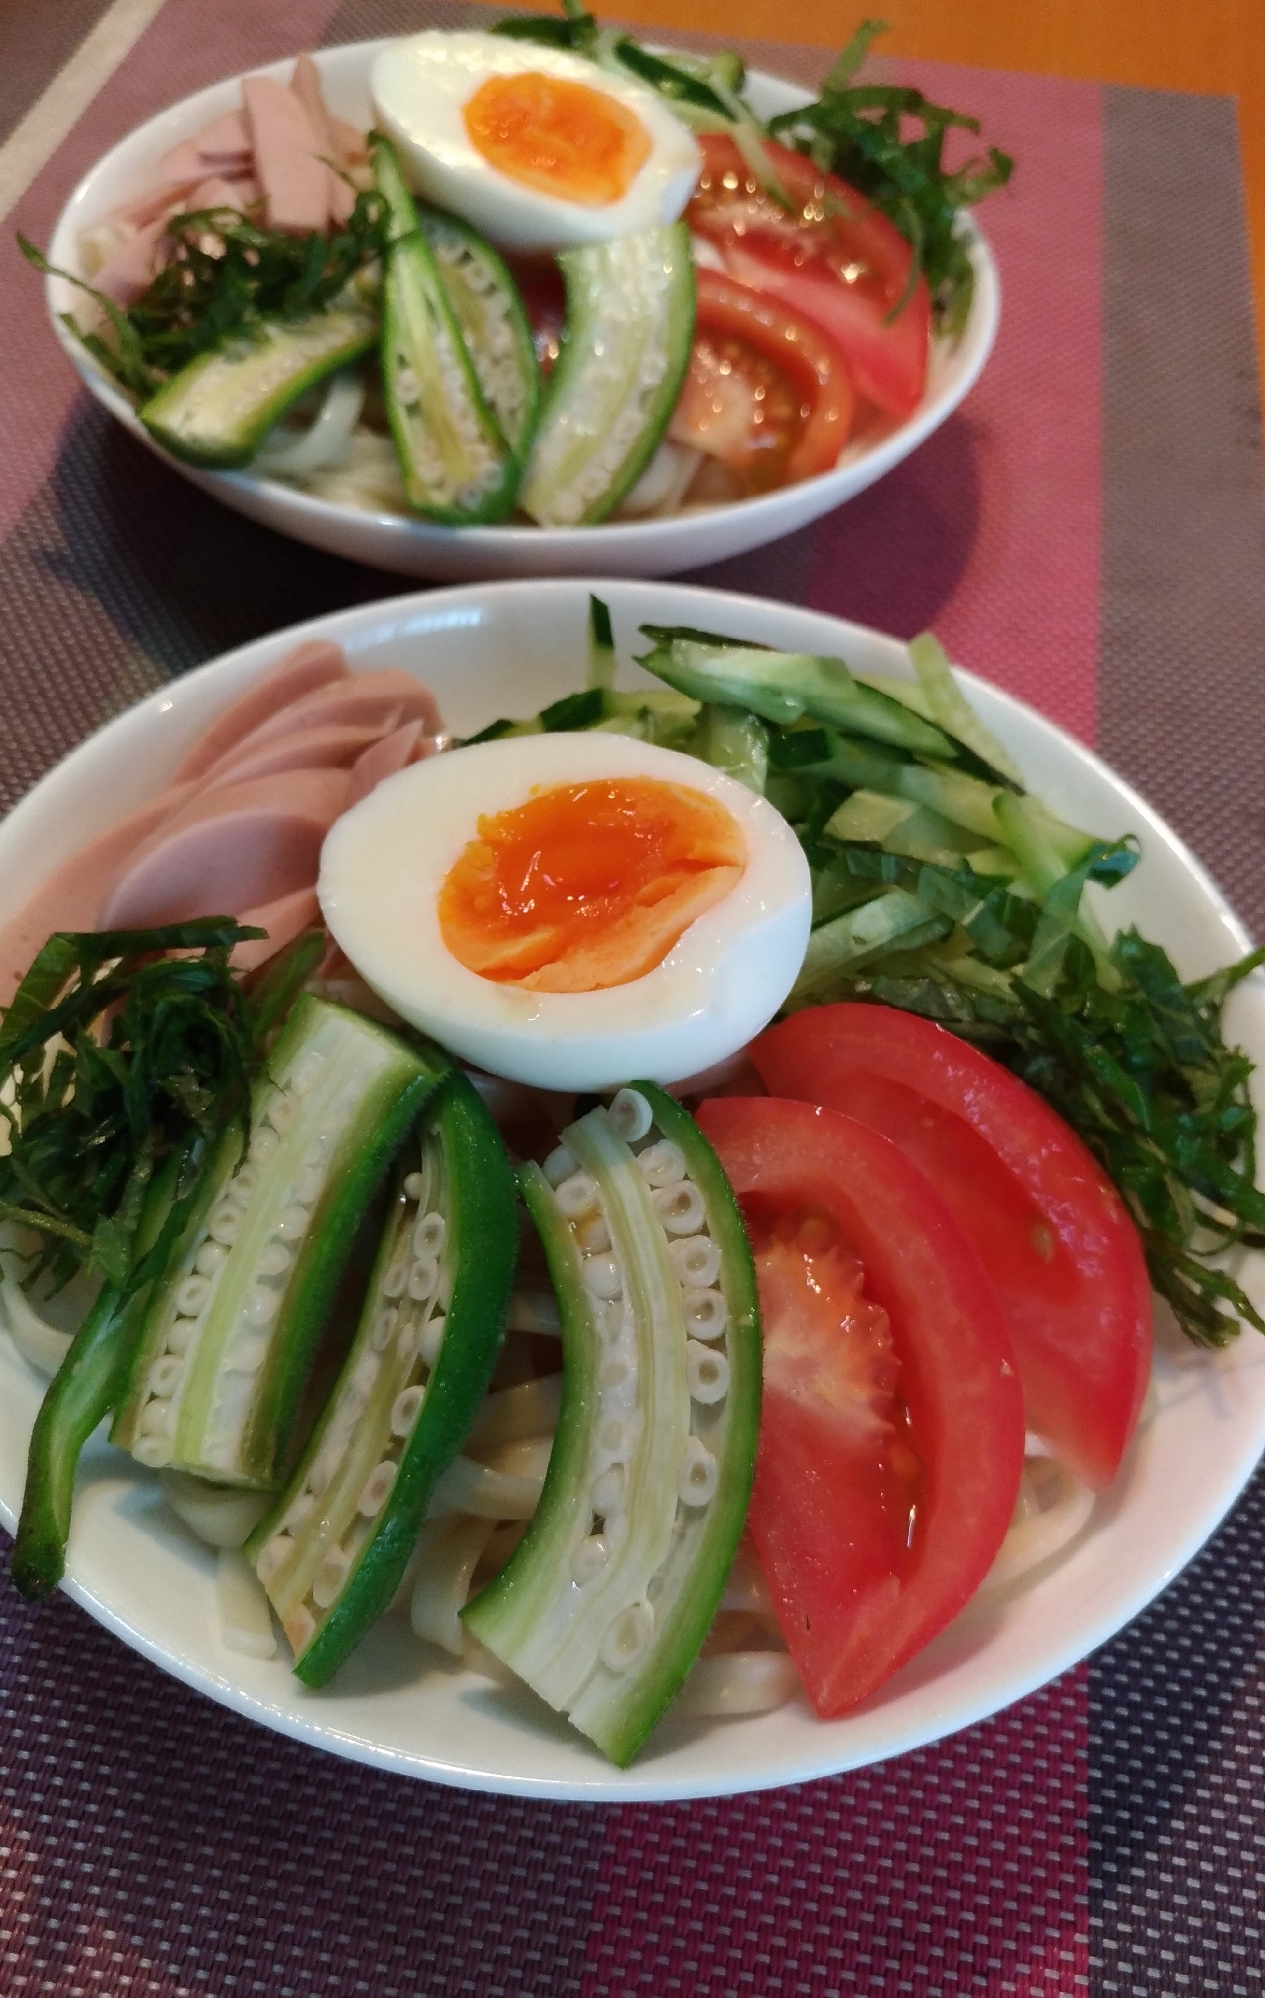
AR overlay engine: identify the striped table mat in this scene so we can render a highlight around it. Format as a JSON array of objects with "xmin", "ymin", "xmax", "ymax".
[{"xmin": 4, "ymin": 4, "xmax": 1265, "ymax": 1993}]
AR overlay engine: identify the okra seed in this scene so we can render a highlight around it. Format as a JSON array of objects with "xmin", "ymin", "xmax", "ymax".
[
  {"xmin": 576, "ymin": 1214, "xmax": 611, "ymax": 1255},
  {"xmin": 683, "ymin": 1287, "xmax": 728, "ymax": 1341},
  {"xmin": 600, "ymin": 1358, "xmax": 629, "ymax": 1391},
  {"xmin": 597, "ymin": 1299, "xmax": 624, "ymax": 1344},
  {"xmin": 636, "ymin": 1140, "xmax": 687, "ymax": 1187},
  {"xmin": 543, "ymin": 1144, "xmax": 578, "ymax": 1187},
  {"xmin": 419, "ymin": 1313, "xmax": 446, "ymax": 1368},
  {"xmin": 383, "ymin": 1258, "xmax": 409, "ymax": 1300},
  {"xmin": 582, "ymin": 1256, "xmax": 622, "ymax": 1301},
  {"xmin": 248, "ymin": 1126, "xmax": 280, "ymax": 1166},
  {"xmin": 606, "ymin": 1089, "xmax": 653, "ymax": 1142},
  {"xmin": 598, "ymin": 1417, "xmax": 625, "ymax": 1456},
  {"xmin": 290, "ymin": 1051, "xmax": 327, "ymax": 1098},
  {"xmin": 140, "ymin": 1396, "xmax": 173, "ymax": 1437},
  {"xmin": 670, "ymin": 1235, "xmax": 722, "ymax": 1288},
  {"xmin": 686, "ymin": 1341, "xmax": 730, "ymax": 1405},
  {"xmin": 572, "ymin": 1535, "xmax": 609, "ymax": 1586},
  {"xmin": 592, "ymin": 1465, "xmax": 625, "ymax": 1515},
  {"xmin": 132, "ymin": 1434, "xmax": 171, "ymax": 1468},
  {"xmin": 391, "ymin": 1385, "xmax": 425, "ymax": 1437},
  {"xmin": 274, "ymin": 1204, "xmax": 309, "ymax": 1242},
  {"xmin": 308, "ymin": 1443, "xmax": 341, "ymax": 1496},
  {"xmin": 358, "ymin": 1460, "xmax": 397, "ymax": 1519},
  {"xmin": 255, "ymin": 1536, "xmax": 289, "ymax": 1585},
  {"xmin": 305, "ymin": 1134, "xmax": 332, "ymax": 1167},
  {"xmin": 283, "ymin": 1604, "xmax": 315, "ymax": 1654},
  {"xmin": 282, "ymin": 1491, "xmax": 315, "ymax": 1534},
  {"xmin": 402, "ymin": 1170, "xmax": 426, "ymax": 1202},
  {"xmin": 600, "ymin": 1599, "xmax": 654, "ymax": 1674},
  {"xmin": 372, "ymin": 1306, "xmax": 399, "ymax": 1353},
  {"xmin": 396, "ymin": 1319, "xmax": 422, "ymax": 1366},
  {"xmin": 242, "ymin": 1288, "xmax": 279, "ymax": 1328},
  {"xmin": 352, "ymin": 1353, "xmax": 380, "ymax": 1399},
  {"xmin": 293, "ymin": 1165, "xmax": 324, "ymax": 1205},
  {"xmin": 195, "ymin": 1241, "xmax": 227, "ymax": 1277},
  {"xmin": 407, "ymin": 1256, "xmax": 439, "ymax": 1302},
  {"xmin": 556, "ymin": 1172, "xmax": 600, "ymax": 1221},
  {"xmin": 166, "ymin": 1318, "xmax": 195, "ymax": 1356},
  {"xmin": 652, "ymin": 1181, "xmax": 707, "ymax": 1236},
  {"xmin": 678, "ymin": 1436, "xmax": 719, "ymax": 1507},
  {"xmin": 227, "ymin": 1332, "xmax": 267, "ymax": 1374},
  {"xmin": 413, "ymin": 1211, "xmax": 446, "ymax": 1258},
  {"xmin": 266, "ymin": 1092, "xmax": 296, "ymax": 1135},
  {"xmin": 208, "ymin": 1206, "xmax": 240, "ymax": 1246},
  {"xmin": 176, "ymin": 1274, "xmax": 211, "ymax": 1317},
  {"xmin": 258, "ymin": 1243, "xmax": 292, "ymax": 1279},
  {"xmin": 312, "ymin": 1546, "xmax": 351, "ymax": 1609},
  {"xmin": 232, "ymin": 1163, "xmax": 260, "ymax": 1200},
  {"xmin": 149, "ymin": 1355, "xmax": 185, "ymax": 1398}
]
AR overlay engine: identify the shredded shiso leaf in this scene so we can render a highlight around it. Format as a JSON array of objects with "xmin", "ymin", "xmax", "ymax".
[
  {"xmin": 0, "ymin": 921, "xmax": 321, "ymax": 1299},
  {"xmin": 19, "ymin": 191, "xmax": 386, "ymax": 399}
]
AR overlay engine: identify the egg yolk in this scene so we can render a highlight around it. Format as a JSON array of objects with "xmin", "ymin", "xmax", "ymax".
[
  {"xmin": 464, "ymin": 71, "xmax": 652, "ymax": 207},
  {"xmin": 439, "ymin": 776, "xmax": 746, "ymax": 992}
]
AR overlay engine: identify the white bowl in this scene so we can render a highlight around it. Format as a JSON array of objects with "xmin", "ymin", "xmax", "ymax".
[
  {"xmin": 0, "ymin": 579, "xmax": 1262, "ymax": 1801},
  {"xmin": 44, "ymin": 43, "xmax": 999, "ymax": 582}
]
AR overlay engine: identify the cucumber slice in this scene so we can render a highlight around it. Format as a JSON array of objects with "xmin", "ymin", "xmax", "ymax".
[
  {"xmin": 247, "ymin": 1064, "xmax": 517, "ymax": 1683},
  {"xmin": 374, "ymin": 137, "xmax": 520, "ymax": 524},
  {"xmin": 111, "ymin": 997, "xmax": 437, "ymax": 1489},
  {"xmin": 139, "ymin": 298, "xmax": 378, "ymax": 469},
  {"xmin": 638, "ymin": 627, "xmax": 958, "ymax": 759},
  {"xmin": 417, "ymin": 204, "xmax": 540, "ymax": 459},
  {"xmin": 464, "ymin": 1083, "xmax": 760, "ymax": 1766},
  {"xmin": 520, "ymin": 224, "xmax": 695, "ymax": 527}
]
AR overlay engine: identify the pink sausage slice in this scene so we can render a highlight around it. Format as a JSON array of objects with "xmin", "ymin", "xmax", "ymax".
[
  {"xmin": 193, "ymin": 109, "xmax": 251, "ymax": 165},
  {"xmin": 238, "ymin": 668, "xmax": 442, "ymax": 753},
  {"xmin": 243, "ymin": 74, "xmax": 328, "ymax": 236},
  {"xmin": 169, "ymin": 640, "xmax": 349, "ymax": 785},
  {"xmin": 94, "ymin": 216, "xmax": 170, "ymax": 306},
  {"xmin": 231, "ymin": 886, "xmax": 322, "ymax": 971},
  {"xmin": 0, "ymin": 782, "xmax": 196, "ymax": 1006},
  {"xmin": 200, "ymin": 720, "xmax": 387, "ymax": 793},
  {"xmin": 101, "ymin": 768, "xmax": 351, "ymax": 929},
  {"xmin": 347, "ymin": 720, "xmax": 438, "ymax": 806}
]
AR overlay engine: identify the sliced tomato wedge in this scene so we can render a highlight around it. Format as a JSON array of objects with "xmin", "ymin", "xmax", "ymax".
[
  {"xmin": 750, "ymin": 1005, "xmax": 1153, "ymax": 1491},
  {"xmin": 669, "ymin": 266, "xmax": 854, "ymax": 491},
  {"xmin": 687, "ymin": 133, "xmax": 930, "ymax": 421},
  {"xmin": 697, "ymin": 1095, "xmax": 1025, "ymax": 1717}
]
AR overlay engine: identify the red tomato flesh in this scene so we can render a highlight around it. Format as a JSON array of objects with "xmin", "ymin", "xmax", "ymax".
[
  {"xmin": 686, "ymin": 134, "xmax": 930, "ymax": 421},
  {"xmin": 750, "ymin": 1005, "xmax": 1153, "ymax": 1491},
  {"xmin": 697, "ymin": 1095, "xmax": 1025, "ymax": 1717},
  {"xmin": 669, "ymin": 266, "xmax": 855, "ymax": 490}
]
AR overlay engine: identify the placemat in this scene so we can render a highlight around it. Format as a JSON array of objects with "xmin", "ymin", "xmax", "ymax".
[{"xmin": 3, "ymin": 5, "xmax": 1265, "ymax": 1994}]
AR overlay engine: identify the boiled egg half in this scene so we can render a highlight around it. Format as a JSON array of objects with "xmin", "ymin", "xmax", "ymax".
[
  {"xmin": 370, "ymin": 31, "xmax": 701, "ymax": 251},
  {"xmin": 318, "ymin": 733, "xmax": 811, "ymax": 1090}
]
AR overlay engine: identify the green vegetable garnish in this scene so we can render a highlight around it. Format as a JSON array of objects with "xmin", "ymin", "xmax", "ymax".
[
  {"xmin": 766, "ymin": 20, "xmax": 1013, "ymax": 334},
  {"xmin": 20, "ymin": 190, "xmax": 387, "ymax": 399},
  {"xmin": 0, "ymin": 918, "xmax": 263, "ymax": 1295}
]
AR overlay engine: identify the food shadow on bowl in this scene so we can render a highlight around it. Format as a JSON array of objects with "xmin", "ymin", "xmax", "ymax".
[{"xmin": 681, "ymin": 407, "xmax": 985, "ymax": 639}]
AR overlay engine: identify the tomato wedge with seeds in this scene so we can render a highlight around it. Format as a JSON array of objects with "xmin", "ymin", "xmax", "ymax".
[
  {"xmin": 687, "ymin": 133, "xmax": 930, "ymax": 421},
  {"xmin": 696, "ymin": 1095, "xmax": 1024, "ymax": 1717},
  {"xmin": 750, "ymin": 1005, "xmax": 1153, "ymax": 1491},
  {"xmin": 669, "ymin": 267, "xmax": 854, "ymax": 491}
]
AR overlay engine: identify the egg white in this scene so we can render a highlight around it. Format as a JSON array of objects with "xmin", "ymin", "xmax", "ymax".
[
  {"xmin": 371, "ymin": 31, "xmax": 702, "ymax": 251},
  {"xmin": 317, "ymin": 733, "xmax": 812, "ymax": 1091}
]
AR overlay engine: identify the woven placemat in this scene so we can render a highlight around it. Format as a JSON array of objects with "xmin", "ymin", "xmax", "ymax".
[{"xmin": 2, "ymin": 5, "xmax": 1265, "ymax": 1993}]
